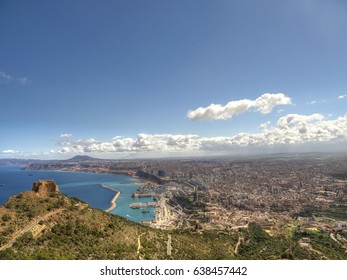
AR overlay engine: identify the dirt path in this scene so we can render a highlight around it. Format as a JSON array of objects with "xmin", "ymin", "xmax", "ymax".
[
  {"xmin": 234, "ymin": 236, "xmax": 242, "ymax": 255},
  {"xmin": 0, "ymin": 209, "xmax": 64, "ymax": 251},
  {"xmin": 136, "ymin": 233, "xmax": 144, "ymax": 260},
  {"xmin": 167, "ymin": 234, "xmax": 172, "ymax": 256}
]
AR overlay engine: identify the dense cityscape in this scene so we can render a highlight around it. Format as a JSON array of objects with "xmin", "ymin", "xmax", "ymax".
[{"xmin": 18, "ymin": 153, "xmax": 347, "ymax": 256}]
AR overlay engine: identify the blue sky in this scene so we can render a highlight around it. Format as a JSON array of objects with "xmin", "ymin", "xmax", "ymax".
[{"xmin": 1, "ymin": 0, "xmax": 347, "ymax": 159}]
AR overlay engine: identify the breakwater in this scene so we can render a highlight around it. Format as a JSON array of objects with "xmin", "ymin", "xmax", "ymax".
[{"xmin": 100, "ymin": 184, "xmax": 121, "ymax": 212}]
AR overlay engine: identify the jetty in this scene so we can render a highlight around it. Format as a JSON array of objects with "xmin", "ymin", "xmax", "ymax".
[
  {"xmin": 132, "ymin": 192, "xmax": 155, "ymax": 198},
  {"xmin": 130, "ymin": 202, "xmax": 156, "ymax": 209},
  {"xmin": 100, "ymin": 184, "xmax": 120, "ymax": 213}
]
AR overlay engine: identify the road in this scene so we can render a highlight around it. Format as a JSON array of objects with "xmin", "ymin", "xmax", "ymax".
[{"xmin": 0, "ymin": 209, "xmax": 64, "ymax": 251}]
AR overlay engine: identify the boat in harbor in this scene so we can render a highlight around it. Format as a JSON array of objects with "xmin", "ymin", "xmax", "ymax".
[{"xmin": 141, "ymin": 208, "xmax": 150, "ymax": 213}]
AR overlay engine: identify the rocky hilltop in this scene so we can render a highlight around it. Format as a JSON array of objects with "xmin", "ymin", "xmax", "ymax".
[{"xmin": 32, "ymin": 180, "xmax": 59, "ymax": 195}]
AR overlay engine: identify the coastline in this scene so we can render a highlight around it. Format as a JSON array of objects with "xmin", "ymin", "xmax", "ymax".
[
  {"xmin": 99, "ymin": 183, "xmax": 121, "ymax": 213},
  {"xmin": 0, "ymin": 167, "xmax": 157, "ymax": 223},
  {"xmin": 23, "ymin": 166, "xmax": 161, "ymax": 185}
]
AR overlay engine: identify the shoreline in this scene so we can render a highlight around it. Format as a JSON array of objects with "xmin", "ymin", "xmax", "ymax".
[
  {"xmin": 22, "ymin": 166, "xmax": 162, "ymax": 185},
  {"xmin": 1, "ymin": 168, "xmax": 157, "ymax": 224},
  {"xmin": 100, "ymin": 183, "xmax": 121, "ymax": 213}
]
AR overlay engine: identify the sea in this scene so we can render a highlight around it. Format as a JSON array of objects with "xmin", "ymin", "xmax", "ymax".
[{"xmin": 0, "ymin": 166, "xmax": 155, "ymax": 223}]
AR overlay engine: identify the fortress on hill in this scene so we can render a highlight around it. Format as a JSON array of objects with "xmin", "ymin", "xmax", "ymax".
[{"xmin": 32, "ymin": 180, "xmax": 59, "ymax": 195}]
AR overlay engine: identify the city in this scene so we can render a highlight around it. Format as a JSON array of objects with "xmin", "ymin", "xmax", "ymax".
[{"xmin": 23, "ymin": 154, "xmax": 347, "ymax": 256}]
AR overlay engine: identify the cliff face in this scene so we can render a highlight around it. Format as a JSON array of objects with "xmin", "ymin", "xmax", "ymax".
[{"xmin": 32, "ymin": 180, "xmax": 59, "ymax": 195}]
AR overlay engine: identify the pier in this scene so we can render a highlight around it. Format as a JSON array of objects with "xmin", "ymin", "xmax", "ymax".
[
  {"xmin": 132, "ymin": 192, "xmax": 155, "ymax": 198},
  {"xmin": 100, "ymin": 184, "xmax": 121, "ymax": 213},
  {"xmin": 129, "ymin": 202, "xmax": 157, "ymax": 209}
]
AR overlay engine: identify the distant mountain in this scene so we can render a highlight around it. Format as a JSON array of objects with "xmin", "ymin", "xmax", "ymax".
[{"xmin": 64, "ymin": 155, "xmax": 103, "ymax": 162}]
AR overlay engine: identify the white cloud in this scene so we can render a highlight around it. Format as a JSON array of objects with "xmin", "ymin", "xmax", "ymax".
[
  {"xmin": 58, "ymin": 133, "xmax": 200, "ymax": 154},
  {"xmin": 1, "ymin": 149, "xmax": 19, "ymax": 154},
  {"xmin": 306, "ymin": 100, "xmax": 317, "ymax": 105},
  {"xmin": 187, "ymin": 93, "xmax": 292, "ymax": 121},
  {"xmin": 57, "ymin": 113, "xmax": 347, "ymax": 155},
  {"xmin": 0, "ymin": 71, "xmax": 31, "ymax": 85},
  {"xmin": 0, "ymin": 72, "xmax": 12, "ymax": 83},
  {"xmin": 259, "ymin": 121, "xmax": 271, "ymax": 131},
  {"xmin": 338, "ymin": 95, "xmax": 347, "ymax": 99},
  {"xmin": 60, "ymin": 133, "xmax": 72, "ymax": 138}
]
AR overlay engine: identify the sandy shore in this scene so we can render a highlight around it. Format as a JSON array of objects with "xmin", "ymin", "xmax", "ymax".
[{"xmin": 100, "ymin": 184, "xmax": 121, "ymax": 213}]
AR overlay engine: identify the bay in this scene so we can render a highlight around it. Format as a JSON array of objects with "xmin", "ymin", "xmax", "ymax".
[{"xmin": 0, "ymin": 166, "xmax": 155, "ymax": 223}]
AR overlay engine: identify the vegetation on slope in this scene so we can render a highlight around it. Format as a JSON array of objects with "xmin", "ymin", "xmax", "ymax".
[{"xmin": 0, "ymin": 191, "xmax": 346, "ymax": 260}]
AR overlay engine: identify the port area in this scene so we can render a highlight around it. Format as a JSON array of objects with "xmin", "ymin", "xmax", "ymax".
[{"xmin": 149, "ymin": 195, "xmax": 185, "ymax": 230}]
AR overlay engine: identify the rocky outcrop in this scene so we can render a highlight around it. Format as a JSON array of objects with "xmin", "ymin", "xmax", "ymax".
[{"xmin": 32, "ymin": 180, "xmax": 59, "ymax": 195}]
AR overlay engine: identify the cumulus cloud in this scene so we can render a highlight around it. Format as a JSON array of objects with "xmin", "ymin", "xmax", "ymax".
[
  {"xmin": 0, "ymin": 71, "xmax": 31, "ymax": 85},
  {"xmin": 57, "ymin": 113, "xmax": 347, "ymax": 155},
  {"xmin": 58, "ymin": 134, "xmax": 200, "ymax": 154},
  {"xmin": 196, "ymin": 113, "xmax": 347, "ymax": 149},
  {"xmin": 58, "ymin": 147, "xmax": 71, "ymax": 154},
  {"xmin": 187, "ymin": 93, "xmax": 292, "ymax": 121},
  {"xmin": 338, "ymin": 95, "xmax": 347, "ymax": 99}
]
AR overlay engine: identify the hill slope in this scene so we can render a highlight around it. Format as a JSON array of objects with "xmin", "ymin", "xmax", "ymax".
[{"xmin": 0, "ymin": 183, "xmax": 346, "ymax": 260}]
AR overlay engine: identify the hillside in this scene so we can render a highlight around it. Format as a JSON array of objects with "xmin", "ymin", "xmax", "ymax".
[
  {"xmin": 64, "ymin": 155, "xmax": 102, "ymax": 162},
  {"xmin": 0, "ymin": 181, "xmax": 346, "ymax": 260}
]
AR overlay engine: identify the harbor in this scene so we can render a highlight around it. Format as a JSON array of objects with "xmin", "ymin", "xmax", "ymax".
[{"xmin": 0, "ymin": 167, "xmax": 156, "ymax": 223}]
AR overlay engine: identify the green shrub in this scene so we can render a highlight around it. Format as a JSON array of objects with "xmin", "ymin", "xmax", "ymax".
[{"xmin": 1, "ymin": 214, "xmax": 11, "ymax": 222}]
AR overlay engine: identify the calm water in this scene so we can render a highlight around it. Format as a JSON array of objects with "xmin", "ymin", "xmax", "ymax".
[{"xmin": 0, "ymin": 166, "xmax": 155, "ymax": 222}]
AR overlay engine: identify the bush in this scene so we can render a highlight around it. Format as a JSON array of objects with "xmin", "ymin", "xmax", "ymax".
[
  {"xmin": 1, "ymin": 214, "xmax": 11, "ymax": 222},
  {"xmin": 13, "ymin": 232, "xmax": 34, "ymax": 249}
]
